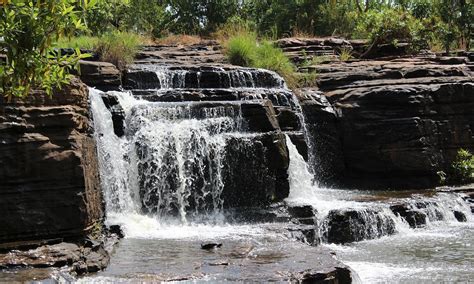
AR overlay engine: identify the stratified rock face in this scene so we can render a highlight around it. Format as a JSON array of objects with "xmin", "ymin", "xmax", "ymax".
[
  {"xmin": 0, "ymin": 78, "xmax": 103, "ymax": 244},
  {"xmin": 298, "ymin": 57, "xmax": 474, "ymax": 189}
]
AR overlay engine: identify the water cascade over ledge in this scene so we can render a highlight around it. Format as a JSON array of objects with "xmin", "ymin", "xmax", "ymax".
[{"xmin": 88, "ymin": 64, "xmax": 474, "ymax": 283}]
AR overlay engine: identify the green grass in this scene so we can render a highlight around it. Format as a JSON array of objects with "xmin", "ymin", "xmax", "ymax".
[
  {"xmin": 226, "ymin": 33, "xmax": 258, "ymax": 66},
  {"xmin": 55, "ymin": 35, "xmax": 100, "ymax": 50},
  {"xmin": 225, "ymin": 33, "xmax": 303, "ymax": 88},
  {"xmin": 254, "ymin": 41, "xmax": 296, "ymax": 87},
  {"xmin": 56, "ymin": 31, "xmax": 145, "ymax": 69}
]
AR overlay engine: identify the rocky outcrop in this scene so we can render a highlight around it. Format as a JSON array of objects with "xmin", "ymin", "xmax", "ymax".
[
  {"xmin": 77, "ymin": 61, "xmax": 121, "ymax": 91},
  {"xmin": 0, "ymin": 78, "xmax": 103, "ymax": 244},
  {"xmin": 298, "ymin": 57, "xmax": 474, "ymax": 189},
  {"xmin": 0, "ymin": 242, "xmax": 109, "ymax": 274},
  {"xmin": 135, "ymin": 41, "xmax": 226, "ymax": 65},
  {"xmin": 277, "ymin": 37, "xmax": 360, "ymax": 63}
]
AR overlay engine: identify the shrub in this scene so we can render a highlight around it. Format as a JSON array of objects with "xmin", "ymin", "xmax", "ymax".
[
  {"xmin": 0, "ymin": 0, "xmax": 90, "ymax": 99},
  {"xmin": 338, "ymin": 47, "xmax": 353, "ymax": 62},
  {"xmin": 254, "ymin": 41, "xmax": 296, "ymax": 87},
  {"xmin": 355, "ymin": 7, "xmax": 429, "ymax": 54},
  {"xmin": 450, "ymin": 149, "xmax": 474, "ymax": 183},
  {"xmin": 213, "ymin": 16, "xmax": 256, "ymax": 43},
  {"xmin": 317, "ymin": 2, "xmax": 359, "ymax": 37}
]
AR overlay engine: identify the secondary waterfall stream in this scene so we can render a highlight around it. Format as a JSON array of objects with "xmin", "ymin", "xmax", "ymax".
[{"xmin": 88, "ymin": 65, "xmax": 474, "ymax": 283}]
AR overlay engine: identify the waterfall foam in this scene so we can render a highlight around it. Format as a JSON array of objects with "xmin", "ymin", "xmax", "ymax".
[{"xmin": 284, "ymin": 134, "xmax": 473, "ymax": 244}]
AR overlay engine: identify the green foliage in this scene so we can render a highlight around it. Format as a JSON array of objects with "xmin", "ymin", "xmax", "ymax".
[
  {"xmin": 434, "ymin": 20, "xmax": 460, "ymax": 54},
  {"xmin": 434, "ymin": 0, "xmax": 473, "ymax": 52},
  {"xmin": 355, "ymin": 7, "xmax": 428, "ymax": 52},
  {"xmin": 254, "ymin": 41, "xmax": 296, "ymax": 86},
  {"xmin": 83, "ymin": 0, "xmax": 128, "ymax": 35},
  {"xmin": 225, "ymin": 33, "xmax": 300, "ymax": 88},
  {"xmin": 338, "ymin": 47, "xmax": 353, "ymax": 61},
  {"xmin": 95, "ymin": 31, "xmax": 142, "ymax": 69},
  {"xmin": 56, "ymin": 35, "xmax": 100, "ymax": 50},
  {"xmin": 242, "ymin": 0, "xmax": 321, "ymax": 38},
  {"xmin": 0, "ymin": 0, "xmax": 90, "ymax": 99},
  {"xmin": 165, "ymin": 0, "xmax": 240, "ymax": 35},
  {"xmin": 213, "ymin": 15, "xmax": 256, "ymax": 42},
  {"xmin": 58, "ymin": 31, "xmax": 143, "ymax": 69},
  {"xmin": 317, "ymin": 1, "xmax": 360, "ymax": 37},
  {"xmin": 124, "ymin": 0, "xmax": 169, "ymax": 38},
  {"xmin": 450, "ymin": 149, "xmax": 474, "ymax": 184},
  {"xmin": 226, "ymin": 33, "xmax": 257, "ymax": 66}
]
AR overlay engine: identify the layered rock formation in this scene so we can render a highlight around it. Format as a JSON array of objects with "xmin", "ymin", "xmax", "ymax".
[
  {"xmin": 0, "ymin": 78, "xmax": 103, "ymax": 244},
  {"xmin": 298, "ymin": 56, "xmax": 474, "ymax": 189}
]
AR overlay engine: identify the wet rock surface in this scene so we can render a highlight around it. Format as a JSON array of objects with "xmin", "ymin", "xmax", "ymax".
[
  {"xmin": 76, "ymin": 237, "xmax": 354, "ymax": 283},
  {"xmin": 0, "ymin": 236, "xmax": 118, "ymax": 278},
  {"xmin": 324, "ymin": 208, "xmax": 396, "ymax": 244}
]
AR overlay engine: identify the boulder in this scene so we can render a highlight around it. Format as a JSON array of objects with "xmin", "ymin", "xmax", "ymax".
[
  {"xmin": 77, "ymin": 60, "xmax": 121, "ymax": 91},
  {"xmin": 324, "ymin": 208, "xmax": 396, "ymax": 244},
  {"xmin": 222, "ymin": 133, "xmax": 289, "ymax": 207}
]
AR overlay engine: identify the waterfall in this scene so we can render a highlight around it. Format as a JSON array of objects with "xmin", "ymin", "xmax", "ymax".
[
  {"xmin": 91, "ymin": 63, "xmax": 473, "ymax": 246},
  {"xmin": 90, "ymin": 89, "xmax": 139, "ymax": 214},
  {"xmin": 90, "ymin": 88, "xmax": 249, "ymax": 226}
]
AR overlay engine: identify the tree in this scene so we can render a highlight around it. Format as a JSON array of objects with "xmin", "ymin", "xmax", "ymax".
[
  {"xmin": 0, "ymin": 0, "xmax": 90, "ymax": 99},
  {"xmin": 165, "ymin": 0, "xmax": 240, "ymax": 35},
  {"xmin": 125, "ymin": 0, "xmax": 170, "ymax": 38},
  {"xmin": 434, "ymin": 0, "xmax": 472, "ymax": 52}
]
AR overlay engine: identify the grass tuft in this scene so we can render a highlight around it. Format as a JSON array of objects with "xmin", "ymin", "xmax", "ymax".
[{"xmin": 226, "ymin": 33, "xmax": 258, "ymax": 66}]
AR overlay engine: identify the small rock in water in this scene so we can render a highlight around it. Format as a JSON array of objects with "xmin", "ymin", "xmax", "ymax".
[
  {"xmin": 201, "ymin": 243, "xmax": 222, "ymax": 250},
  {"xmin": 453, "ymin": 211, "xmax": 467, "ymax": 222},
  {"xmin": 108, "ymin": 225, "xmax": 125, "ymax": 239},
  {"xmin": 208, "ymin": 261, "xmax": 229, "ymax": 266}
]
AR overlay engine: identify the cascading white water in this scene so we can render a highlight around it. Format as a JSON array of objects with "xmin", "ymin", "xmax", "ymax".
[
  {"xmin": 284, "ymin": 134, "xmax": 473, "ymax": 242},
  {"xmin": 90, "ymin": 88, "xmax": 249, "ymax": 226},
  {"xmin": 90, "ymin": 89, "xmax": 139, "ymax": 214},
  {"xmin": 143, "ymin": 65, "xmax": 286, "ymax": 89}
]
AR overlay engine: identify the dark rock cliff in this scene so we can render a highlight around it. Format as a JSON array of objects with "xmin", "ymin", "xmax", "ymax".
[
  {"xmin": 298, "ymin": 57, "xmax": 474, "ymax": 189},
  {"xmin": 0, "ymin": 78, "xmax": 103, "ymax": 244}
]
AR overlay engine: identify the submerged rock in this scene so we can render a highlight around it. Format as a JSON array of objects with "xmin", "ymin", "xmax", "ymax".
[
  {"xmin": 453, "ymin": 211, "xmax": 467, "ymax": 222},
  {"xmin": 324, "ymin": 208, "xmax": 396, "ymax": 244},
  {"xmin": 390, "ymin": 204, "xmax": 427, "ymax": 228}
]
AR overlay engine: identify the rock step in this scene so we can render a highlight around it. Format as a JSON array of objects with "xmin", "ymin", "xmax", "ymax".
[
  {"xmin": 135, "ymin": 42, "xmax": 226, "ymax": 65},
  {"xmin": 130, "ymin": 88, "xmax": 295, "ymax": 107},
  {"xmin": 123, "ymin": 65, "xmax": 285, "ymax": 90}
]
